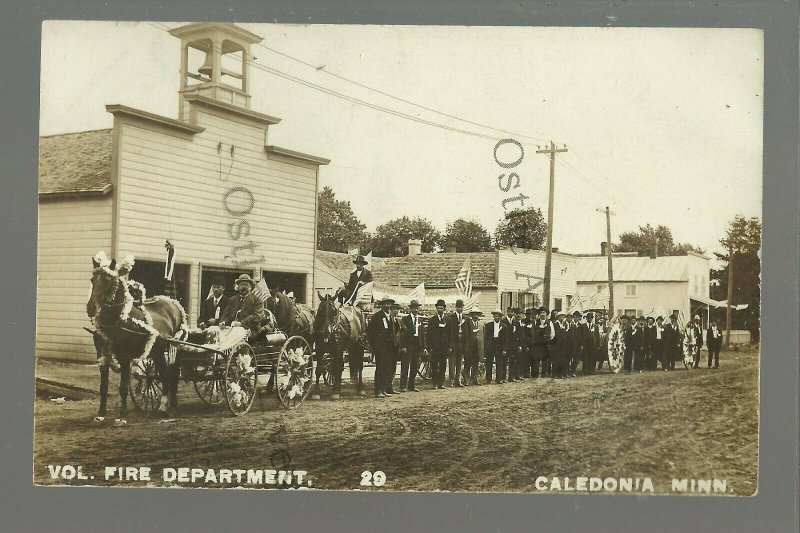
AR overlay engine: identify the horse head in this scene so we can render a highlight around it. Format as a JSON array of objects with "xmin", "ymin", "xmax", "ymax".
[
  {"xmin": 87, "ymin": 251, "xmax": 134, "ymax": 324},
  {"xmin": 314, "ymin": 293, "xmax": 340, "ymax": 345}
]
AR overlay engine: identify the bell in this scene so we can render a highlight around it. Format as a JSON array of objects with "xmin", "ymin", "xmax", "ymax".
[{"xmin": 197, "ymin": 51, "xmax": 214, "ymax": 77}]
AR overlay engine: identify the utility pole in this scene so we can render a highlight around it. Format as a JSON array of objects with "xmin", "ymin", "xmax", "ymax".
[
  {"xmin": 596, "ymin": 207, "xmax": 616, "ymax": 316},
  {"xmin": 537, "ymin": 141, "xmax": 568, "ymax": 310},
  {"xmin": 726, "ymin": 246, "xmax": 734, "ymax": 348}
]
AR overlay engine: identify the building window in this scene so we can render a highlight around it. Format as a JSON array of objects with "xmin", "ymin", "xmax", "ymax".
[
  {"xmin": 596, "ymin": 284, "xmax": 604, "ymax": 293},
  {"xmin": 554, "ymin": 298, "xmax": 563, "ymax": 311},
  {"xmin": 625, "ymin": 284, "xmax": 637, "ymax": 297},
  {"xmin": 624, "ymin": 308, "xmax": 637, "ymax": 317},
  {"xmin": 566, "ymin": 295, "xmax": 573, "ymax": 309},
  {"xmin": 131, "ymin": 260, "xmax": 190, "ymax": 311}
]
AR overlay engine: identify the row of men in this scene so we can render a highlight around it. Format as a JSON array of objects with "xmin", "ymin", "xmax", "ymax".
[{"xmin": 366, "ymin": 297, "xmax": 725, "ymax": 398}]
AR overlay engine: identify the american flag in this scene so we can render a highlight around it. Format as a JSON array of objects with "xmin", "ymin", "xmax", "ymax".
[
  {"xmin": 408, "ymin": 282, "xmax": 426, "ymax": 303},
  {"xmin": 454, "ymin": 256, "xmax": 472, "ymax": 298},
  {"xmin": 569, "ymin": 291, "xmax": 587, "ymax": 312},
  {"xmin": 587, "ymin": 286, "xmax": 610, "ymax": 308},
  {"xmin": 253, "ymin": 277, "xmax": 271, "ymax": 304}
]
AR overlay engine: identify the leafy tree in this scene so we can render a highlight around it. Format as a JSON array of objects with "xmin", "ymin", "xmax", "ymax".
[
  {"xmin": 316, "ymin": 186, "xmax": 368, "ymax": 252},
  {"xmin": 614, "ymin": 224, "xmax": 703, "ymax": 256},
  {"xmin": 369, "ymin": 216, "xmax": 442, "ymax": 257},
  {"xmin": 440, "ymin": 218, "xmax": 493, "ymax": 252},
  {"xmin": 711, "ymin": 216, "xmax": 761, "ymax": 341},
  {"xmin": 494, "ymin": 208, "xmax": 547, "ymax": 250}
]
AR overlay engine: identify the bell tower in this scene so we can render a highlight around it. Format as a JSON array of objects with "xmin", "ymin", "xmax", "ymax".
[{"xmin": 169, "ymin": 23, "xmax": 263, "ymax": 120}]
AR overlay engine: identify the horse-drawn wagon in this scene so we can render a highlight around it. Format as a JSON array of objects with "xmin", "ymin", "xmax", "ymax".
[{"xmin": 124, "ymin": 326, "xmax": 315, "ymax": 416}]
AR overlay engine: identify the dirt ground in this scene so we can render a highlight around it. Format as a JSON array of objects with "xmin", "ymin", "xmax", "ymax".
[{"xmin": 34, "ymin": 349, "xmax": 758, "ymax": 495}]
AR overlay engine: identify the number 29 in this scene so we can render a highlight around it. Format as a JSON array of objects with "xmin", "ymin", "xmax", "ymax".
[{"xmin": 360, "ymin": 470, "xmax": 386, "ymax": 487}]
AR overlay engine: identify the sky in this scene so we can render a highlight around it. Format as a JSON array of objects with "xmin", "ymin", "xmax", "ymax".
[{"xmin": 40, "ymin": 21, "xmax": 763, "ymax": 263}]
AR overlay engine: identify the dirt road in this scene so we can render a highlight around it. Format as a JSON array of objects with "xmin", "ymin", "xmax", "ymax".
[{"xmin": 34, "ymin": 349, "xmax": 758, "ymax": 494}]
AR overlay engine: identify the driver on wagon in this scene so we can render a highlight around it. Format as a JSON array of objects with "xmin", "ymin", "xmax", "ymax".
[{"xmin": 220, "ymin": 274, "xmax": 265, "ymax": 334}]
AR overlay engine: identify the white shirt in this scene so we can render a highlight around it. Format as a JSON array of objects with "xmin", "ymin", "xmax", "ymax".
[
  {"xmin": 493, "ymin": 321, "xmax": 501, "ymax": 338},
  {"xmin": 411, "ymin": 313, "xmax": 420, "ymax": 336}
]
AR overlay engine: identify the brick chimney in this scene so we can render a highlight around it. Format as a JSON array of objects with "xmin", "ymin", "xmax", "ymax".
[
  {"xmin": 347, "ymin": 243, "xmax": 360, "ymax": 256},
  {"xmin": 650, "ymin": 242, "xmax": 658, "ymax": 259},
  {"xmin": 552, "ymin": 247, "xmax": 559, "ymax": 254},
  {"xmin": 601, "ymin": 242, "xmax": 608, "ymax": 256},
  {"xmin": 407, "ymin": 239, "xmax": 422, "ymax": 256},
  {"xmin": 445, "ymin": 239, "xmax": 457, "ymax": 253}
]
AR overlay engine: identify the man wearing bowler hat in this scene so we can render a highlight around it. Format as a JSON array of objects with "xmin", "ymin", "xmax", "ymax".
[
  {"xmin": 448, "ymin": 299, "xmax": 470, "ymax": 387},
  {"xmin": 464, "ymin": 308, "xmax": 484, "ymax": 385},
  {"xmin": 367, "ymin": 297, "xmax": 400, "ymax": 397},
  {"xmin": 484, "ymin": 309, "xmax": 508, "ymax": 384},
  {"xmin": 199, "ymin": 275, "xmax": 229, "ymax": 329},
  {"xmin": 399, "ymin": 300, "xmax": 426, "ymax": 392},
  {"xmin": 427, "ymin": 299, "xmax": 452, "ymax": 389},
  {"xmin": 220, "ymin": 274, "xmax": 265, "ymax": 333},
  {"xmin": 340, "ymin": 254, "xmax": 373, "ymax": 305}
]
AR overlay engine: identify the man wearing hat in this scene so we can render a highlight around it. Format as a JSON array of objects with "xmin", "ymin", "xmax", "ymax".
[
  {"xmin": 340, "ymin": 254, "xmax": 373, "ymax": 305},
  {"xmin": 565, "ymin": 312, "xmax": 581, "ymax": 376},
  {"xmin": 663, "ymin": 314, "xmax": 682, "ymax": 371},
  {"xmin": 520, "ymin": 308, "xmax": 536, "ymax": 378},
  {"xmin": 686, "ymin": 315, "xmax": 705, "ymax": 368},
  {"xmin": 426, "ymin": 299, "xmax": 452, "ymax": 389},
  {"xmin": 653, "ymin": 316, "xmax": 667, "ymax": 371},
  {"xmin": 706, "ymin": 318, "xmax": 723, "ymax": 368},
  {"xmin": 531, "ymin": 307, "xmax": 554, "ymax": 378},
  {"xmin": 199, "ymin": 276, "xmax": 229, "ymax": 329},
  {"xmin": 367, "ymin": 297, "xmax": 400, "ymax": 397},
  {"xmin": 484, "ymin": 309, "xmax": 508, "ymax": 384},
  {"xmin": 448, "ymin": 299, "xmax": 470, "ymax": 387},
  {"xmin": 399, "ymin": 300, "xmax": 426, "ymax": 392},
  {"xmin": 220, "ymin": 274, "xmax": 266, "ymax": 333},
  {"xmin": 464, "ymin": 307, "xmax": 484, "ymax": 385},
  {"xmin": 550, "ymin": 311, "xmax": 569, "ymax": 379}
]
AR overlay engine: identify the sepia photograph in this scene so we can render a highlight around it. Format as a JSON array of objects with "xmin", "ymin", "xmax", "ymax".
[{"xmin": 34, "ymin": 21, "xmax": 762, "ymax": 494}]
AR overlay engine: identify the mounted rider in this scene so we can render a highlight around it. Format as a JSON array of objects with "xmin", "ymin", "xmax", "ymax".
[{"xmin": 339, "ymin": 254, "xmax": 373, "ymax": 306}]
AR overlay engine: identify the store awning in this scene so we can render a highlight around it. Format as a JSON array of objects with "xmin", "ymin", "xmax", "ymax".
[{"xmin": 690, "ymin": 294, "xmax": 747, "ymax": 310}]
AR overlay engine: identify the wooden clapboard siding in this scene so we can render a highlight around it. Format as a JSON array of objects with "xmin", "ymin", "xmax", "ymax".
[
  {"xmin": 37, "ymin": 197, "xmax": 112, "ymax": 361},
  {"xmin": 496, "ymin": 248, "xmax": 577, "ymax": 308},
  {"xmin": 115, "ymin": 106, "xmax": 318, "ymax": 326}
]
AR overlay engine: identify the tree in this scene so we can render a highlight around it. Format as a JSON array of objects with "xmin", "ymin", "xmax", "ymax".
[
  {"xmin": 440, "ymin": 218, "xmax": 493, "ymax": 252},
  {"xmin": 494, "ymin": 208, "xmax": 547, "ymax": 250},
  {"xmin": 614, "ymin": 224, "xmax": 703, "ymax": 256},
  {"xmin": 316, "ymin": 186, "xmax": 368, "ymax": 252},
  {"xmin": 712, "ymin": 215, "xmax": 761, "ymax": 341},
  {"xmin": 368, "ymin": 216, "xmax": 442, "ymax": 257}
]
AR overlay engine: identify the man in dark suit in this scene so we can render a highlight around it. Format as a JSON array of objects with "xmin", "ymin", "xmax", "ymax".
[
  {"xmin": 198, "ymin": 276, "xmax": 229, "ymax": 329},
  {"xmin": 426, "ymin": 299, "xmax": 451, "ymax": 389},
  {"xmin": 551, "ymin": 312, "xmax": 570, "ymax": 379},
  {"xmin": 521, "ymin": 308, "xmax": 535, "ymax": 378},
  {"xmin": 531, "ymin": 307, "xmax": 553, "ymax": 379},
  {"xmin": 448, "ymin": 299, "xmax": 470, "ymax": 387},
  {"xmin": 340, "ymin": 255, "xmax": 373, "ymax": 305},
  {"xmin": 706, "ymin": 318, "xmax": 723, "ymax": 368},
  {"xmin": 631, "ymin": 316, "xmax": 647, "ymax": 372},
  {"xmin": 504, "ymin": 307, "xmax": 523, "ymax": 382},
  {"xmin": 643, "ymin": 316, "xmax": 657, "ymax": 371},
  {"xmin": 663, "ymin": 314, "xmax": 682, "ymax": 371},
  {"xmin": 653, "ymin": 316, "xmax": 667, "ymax": 371},
  {"xmin": 367, "ymin": 298, "xmax": 400, "ymax": 397},
  {"xmin": 220, "ymin": 274, "xmax": 265, "ymax": 334},
  {"xmin": 464, "ymin": 308, "xmax": 484, "ymax": 385},
  {"xmin": 484, "ymin": 309, "xmax": 508, "ymax": 384},
  {"xmin": 688, "ymin": 315, "xmax": 705, "ymax": 368},
  {"xmin": 399, "ymin": 300, "xmax": 426, "ymax": 392},
  {"xmin": 621, "ymin": 315, "xmax": 634, "ymax": 372},
  {"xmin": 565, "ymin": 312, "xmax": 580, "ymax": 376},
  {"xmin": 578, "ymin": 313, "xmax": 597, "ymax": 375}
]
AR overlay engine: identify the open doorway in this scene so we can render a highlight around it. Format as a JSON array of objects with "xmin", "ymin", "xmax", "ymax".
[
  {"xmin": 260, "ymin": 271, "xmax": 307, "ymax": 304},
  {"xmin": 129, "ymin": 260, "xmax": 190, "ymax": 310},
  {"xmin": 199, "ymin": 267, "xmax": 256, "ymax": 302}
]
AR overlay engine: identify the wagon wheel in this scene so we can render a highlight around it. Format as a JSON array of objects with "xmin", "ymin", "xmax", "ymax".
[
  {"xmin": 606, "ymin": 326, "xmax": 625, "ymax": 374},
  {"xmin": 223, "ymin": 343, "xmax": 258, "ymax": 416},
  {"xmin": 193, "ymin": 357, "xmax": 225, "ymax": 405},
  {"xmin": 276, "ymin": 336, "xmax": 314, "ymax": 409},
  {"xmin": 130, "ymin": 357, "xmax": 162, "ymax": 412},
  {"xmin": 683, "ymin": 345, "xmax": 696, "ymax": 369}
]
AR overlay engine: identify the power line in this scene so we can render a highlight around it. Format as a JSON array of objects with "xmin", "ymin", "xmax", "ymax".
[{"xmin": 148, "ymin": 22, "xmax": 552, "ymax": 146}]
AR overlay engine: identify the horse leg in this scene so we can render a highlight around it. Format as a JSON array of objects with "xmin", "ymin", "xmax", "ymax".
[
  {"xmin": 167, "ymin": 363, "xmax": 180, "ymax": 413},
  {"xmin": 331, "ymin": 349, "xmax": 342, "ymax": 400},
  {"xmin": 311, "ymin": 352, "xmax": 323, "ymax": 400},
  {"xmin": 153, "ymin": 350, "xmax": 170, "ymax": 417},
  {"xmin": 115, "ymin": 360, "xmax": 130, "ymax": 427},
  {"xmin": 95, "ymin": 363, "xmax": 109, "ymax": 423},
  {"xmin": 350, "ymin": 343, "xmax": 365, "ymax": 396}
]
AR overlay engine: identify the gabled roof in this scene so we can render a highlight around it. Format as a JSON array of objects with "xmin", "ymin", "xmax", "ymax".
[
  {"xmin": 39, "ymin": 129, "xmax": 113, "ymax": 197},
  {"xmin": 373, "ymin": 252, "xmax": 497, "ymax": 287},
  {"xmin": 315, "ymin": 250, "xmax": 388, "ymax": 282},
  {"xmin": 576, "ymin": 255, "xmax": 695, "ymax": 283}
]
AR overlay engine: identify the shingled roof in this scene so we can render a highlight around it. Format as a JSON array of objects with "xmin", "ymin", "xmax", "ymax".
[
  {"xmin": 374, "ymin": 252, "xmax": 497, "ymax": 287},
  {"xmin": 39, "ymin": 129, "xmax": 113, "ymax": 197},
  {"xmin": 315, "ymin": 250, "xmax": 388, "ymax": 282}
]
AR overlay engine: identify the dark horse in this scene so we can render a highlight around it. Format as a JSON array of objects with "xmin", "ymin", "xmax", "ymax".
[
  {"xmin": 86, "ymin": 253, "xmax": 186, "ymax": 425},
  {"xmin": 267, "ymin": 290, "xmax": 314, "ymax": 341},
  {"xmin": 313, "ymin": 293, "xmax": 366, "ymax": 399}
]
